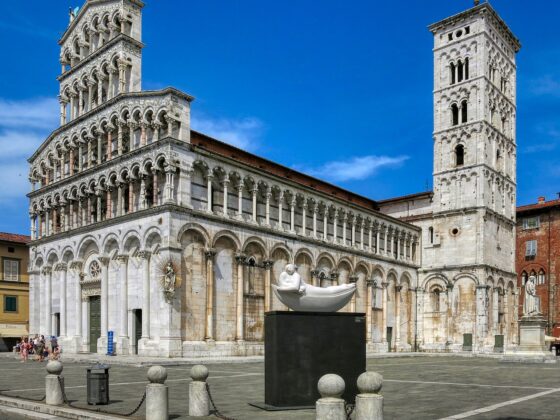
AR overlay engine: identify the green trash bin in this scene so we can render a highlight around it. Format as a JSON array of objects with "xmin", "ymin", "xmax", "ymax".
[{"xmin": 87, "ymin": 364, "xmax": 110, "ymax": 405}]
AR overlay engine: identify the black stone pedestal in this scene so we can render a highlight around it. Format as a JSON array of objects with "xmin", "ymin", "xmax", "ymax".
[{"xmin": 253, "ymin": 311, "xmax": 365, "ymax": 410}]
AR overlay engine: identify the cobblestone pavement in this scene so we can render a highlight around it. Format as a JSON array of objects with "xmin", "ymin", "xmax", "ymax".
[{"xmin": 0, "ymin": 355, "xmax": 559, "ymax": 419}]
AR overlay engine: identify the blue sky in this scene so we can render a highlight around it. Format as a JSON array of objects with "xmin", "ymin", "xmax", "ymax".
[{"xmin": 0, "ymin": 0, "xmax": 559, "ymax": 235}]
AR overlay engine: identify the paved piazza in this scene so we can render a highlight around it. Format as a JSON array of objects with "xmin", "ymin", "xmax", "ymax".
[{"xmin": 0, "ymin": 355, "xmax": 559, "ymax": 419}]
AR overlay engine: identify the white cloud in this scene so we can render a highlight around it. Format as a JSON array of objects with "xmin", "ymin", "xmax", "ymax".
[
  {"xmin": 300, "ymin": 155, "xmax": 409, "ymax": 183},
  {"xmin": 0, "ymin": 97, "xmax": 59, "ymax": 130},
  {"xmin": 0, "ymin": 97, "xmax": 58, "ymax": 203},
  {"xmin": 191, "ymin": 114, "xmax": 263, "ymax": 151}
]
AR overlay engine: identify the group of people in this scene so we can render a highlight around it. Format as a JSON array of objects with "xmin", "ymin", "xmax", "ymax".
[{"xmin": 15, "ymin": 335, "xmax": 61, "ymax": 363}]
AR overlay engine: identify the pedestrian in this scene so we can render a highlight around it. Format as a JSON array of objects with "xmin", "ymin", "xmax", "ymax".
[
  {"xmin": 35, "ymin": 339, "xmax": 45, "ymax": 362},
  {"xmin": 20, "ymin": 337, "xmax": 29, "ymax": 362}
]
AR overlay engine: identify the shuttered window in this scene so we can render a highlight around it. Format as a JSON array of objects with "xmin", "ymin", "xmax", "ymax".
[{"xmin": 3, "ymin": 259, "xmax": 19, "ymax": 281}]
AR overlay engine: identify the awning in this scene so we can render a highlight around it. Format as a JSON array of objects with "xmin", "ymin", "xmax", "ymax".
[{"xmin": 0, "ymin": 324, "xmax": 29, "ymax": 338}]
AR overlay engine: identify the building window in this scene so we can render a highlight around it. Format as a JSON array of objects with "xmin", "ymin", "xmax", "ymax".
[
  {"xmin": 465, "ymin": 57, "xmax": 469, "ymax": 80},
  {"xmin": 3, "ymin": 259, "xmax": 19, "ymax": 282},
  {"xmin": 429, "ymin": 226, "xmax": 434, "ymax": 244},
  {"xmin": 538, "ymin": 270, "xmax": 546, "ymax": 285},
  {"xmin": 522, "ymin": 216, "xmax": 540, "ymax": 230},
  {"xmin": 431, "ymin": 287, "xmax": 441, "ymax": 312},
  {"xmin": 525, "ymin": 240, "xmax": 537, "ymax": 257},
  {"xmin": 455, "ymin": 144, "xmax": 465, "ymax": 166},
  {"xmin": 457, "ymin": 59, "xmax": 464, "ymax": 82},
  {"xmin": 7, "ymin": 247, "xmax": 14, "ymax": 253},
  {"xmin": 4, "ymin": 296, "xmax": 17, "ymax": 313},
  {"xmin": 450, "ymin": 62, "xmax": 456, "ymax": 85},
  {"xmin": 461, "ymin": 100, "xmax": 468, "ymax": 123},
  {"xmin": 451, "ymin": 104, "xmax": 459, "ymax": 126}
]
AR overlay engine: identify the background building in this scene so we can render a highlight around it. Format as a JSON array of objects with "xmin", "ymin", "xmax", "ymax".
[
  {"xmin": 516, "ymin": 196, "xmax": 560, "ymax": 335},
  {"xmin": 0, "ymin": 232, "xmax": 30, "ymax": 351}
]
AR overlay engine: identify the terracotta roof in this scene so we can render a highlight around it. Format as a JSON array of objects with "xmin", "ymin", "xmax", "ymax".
[
  {"xmin": 190, "ymin": 130, "xmax": 381, "ymax": 213},
  {"xmin": 0, "ymin": 232, "xmax": 30, "ymax": 244},
  {"xmin": 377, "ymin": 191, "xmax": 434, "ymax": 204},
  {"xmin": 517, "ymin": 199, "xmax": 560, "ymax": 214}
]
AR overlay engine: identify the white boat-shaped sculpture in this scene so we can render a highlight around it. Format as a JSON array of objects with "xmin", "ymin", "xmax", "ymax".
[{"xmin": 272, "ymin": 283, "xmax": 356, "ymax": 312}]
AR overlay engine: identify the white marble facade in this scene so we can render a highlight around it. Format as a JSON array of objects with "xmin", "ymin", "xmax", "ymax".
[{"xmin": 28, "ymin": 1, "xmax": 520, "ymax": 357}]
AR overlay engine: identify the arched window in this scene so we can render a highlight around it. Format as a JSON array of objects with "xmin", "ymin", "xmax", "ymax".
[
  {"xmin": 465, "ymin": 57, "xmax": 469, "ymax": 80},
  {"xmin": 450, "ymin": 62, "xmax": 456, "ymax": 85},
  {"xmin": 431, "ymin": 287, "xmax": 441, "ymax": 312},
  {"xmin": 428, "ymin": 226, "xmax": 434, "ymax": 244},
  {"xmin": 451, "ymin": 104, "xmax": 459, "ymax": 126},
  {"xmin": 496, "ymin": 149, "xmax": 501, "ymax": 166},
  {"xmin": 455, "ymin": 144, "xmax": 465, "ymax": 166},
  {"xmin": 457, "ymin": 60, "xmax": 464, "ymax": 82},
  {"xmin": 538, "ymin": 270, "xmax": 546, "ymax": 285},
  {"xmin": 521, "ymin": 271, "xmax": 528, "ymax": 286},
  {"xmin": 461, "ymin": 100, "xmax": 468, "ymax": 123}
]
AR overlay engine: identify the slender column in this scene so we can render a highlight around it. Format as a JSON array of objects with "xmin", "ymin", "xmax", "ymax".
[
  {"xmin": 87, "ymin": 196, "xmax": 92, "ymax": 225},
  {"xmin": 97, "ymin": 76, "xmax": 104, "ymax": 106},
  {"xmin": 59, "ymin": 100, "xmax": 67, "ymax": 125},
  {"xmin": 140, "ymin": 123, "xmax": 147, "ymax": 146},
  {"xmin": 342, "ymin": 213, "xmax": 347, "ymax": 245},
  {"xmin": 381, "ymin": 282, "xmax": 388, "ymax": 344},
  {"xmin": 251, "ymin": 186, "xmax": 258, "ymax": 222},
  {"xmin": 37, "ymin": 213, "xmax": 42, "ymax": 238},
  {"xmin": 118, "ymin": 62, "xmax": 127, "ymax": 94},
  {"xmin": 77, "ymin": 199, "xmax": 84, "ymax": 227},
  {"xmin": 139, "ymin": 252, "xmax": 151, "ymax": 339},
  {"xmin": 117, "ymin": 184, "xmax": 123, "ymax": 217},
  {"xmin": 236, "ymin": 184, "xmax": 243, "ymax": 219},
  {"xmin": 43, "ymin": 267, "xmax": 53, "ymax": 336},
  {"xmin": 351, "ymin": 217, "xmax": 356, "ymax": 247},
  {"xmin": 397, "ymin": 232, "xmax": 401, "ymax": 260},
  {"xmin": 368, "ymin": 223, "xmax": 373, "ymax": 252},
  {"xmin": 52, "ymin": 208, "xmax": 57, "ymax": 234},
  {"xmin": 72, "ymin": 262, "xmax": 83, "ymax": 340},
  {"xmin": 446, "ymin": 285, "xmax": 454, "ymax": 344},
  {"xmin": 492, "ymin": 288, "xmax": 499, "ymax": 335},
  {"xmin": 153, "ymin": 170, "xmax": 158, "ymax": 206},
  {"xmin": 140, "ymin": 177, "xmax": 147, "ymax": 210},
  {"xmin": 30, "ymin": 213, "xmax": 36, "ymax": 240},
  {"xmin": 312, "ymin": 203, "xmax": 318, "ymax": 238},
  {"xmin": 107, "ymin": 129, "xmax": 113, "ymax": 160},
  {"xmin": 395, "ymin": 285, "xmax": 402, "ymax": 350},
  {"xmin": 384, "ymin": 227, "xmax": 389, "ymax": 256},
  {"xmin": 206, "ymin": 174, "xmax": 213, "ymax": 213},
  {"xmin": 128, "ymin": 180, "xmax": 134, "ymax": 212},
  {"xmin": 87, "ymin": 139, "xmax": 93, "ymax": 168},
  {"xmin": 78, "ymin": 144, "xmax": 83, "ymax": 172},
  {"xmin": 475, "ymin": 285, "xmax": 489, "ymax": 351},
  {"xmin": 360, "ymin": 221, "xmax": 365, "ymax": 250},
  {"xmin": 108, "ymin": 68, "xmax": 114, "ymax": 99},
  {"xmin": 117, "ymin": 255, "xmax": 129, "ymax": 342},
  {"xmin": 416, "ymin": 287, "xmax": 424, "ymax": 348},
  {"xmin": 290, "ymin": 197, "xmax": 296, "ymax": 232},
  {"xmin": 366, "ymin": 280, "xmax": 373, "ymax": 342},
  {"xmin": 117, "ymin": 122, "xmax": 124, "ymax": 155},
  {"xmin": 223, "ymin": 178, "xmax": 229, "ymax": 216},
  {"xmin": 301, "ymin": 201, "xmax": 307, "ymax": 235},
  {"xmin": 106, "ymin": 189, "xmax": 112, "ymax": 219},
  {"xmin": 87, "ymin": 82, "xmax": 94, "ymax": 112},
  {"xmin": 205, "ymin": 250, "xmax": 216, "ymax": 341},
  {"xmin": 278, "ymin": 192, "xmax": 284, "ymax": 230},
  {"xmin": 69, "ymin": 148, "xmax": 74, "ymax": 175},
  {"xmin": 99, "ymin": 257, "xmax": 110, "ymax": 339},
  {"xmin": 78, "ymin": 88, "xmax": 84, "ymax": 116},
  {"xmin": 332, "ymin": 210, "xmax": 338, "ymax": 244},
  {"xmin": 323, "ymin": 207, "xmax": 328, "ymax": 241},
  {"xmin": 56, "ymin": 264, "xmax": 68, "ymax": 338},
  {"xmin": 96, "ymin": 192, "xmax": 102, "ymax": 222},
  {"xmin": 265, "ymin": 187, "xmax": 271, "ymax": 226},
  {"xmin": 235, "ymin": 254, "xmax": 246, "ymax": 341}
]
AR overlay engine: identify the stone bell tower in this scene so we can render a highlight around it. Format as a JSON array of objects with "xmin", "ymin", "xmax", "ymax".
[{"xmin": 423, "ymin": 2, "xmax": 521, "ymax": 351}]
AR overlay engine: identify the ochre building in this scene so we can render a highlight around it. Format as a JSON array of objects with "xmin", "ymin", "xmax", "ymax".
[{"xmin": 0, "ymin": 232, "xmax": 30, "ymax": 351}]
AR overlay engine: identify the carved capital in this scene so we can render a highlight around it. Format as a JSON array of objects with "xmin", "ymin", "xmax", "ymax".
[
  {"xmin": 262, "ymin": 259, "xmax": 274, "ymax": 270},
  {"xmin": 235, "ymin": 253, "xmax": 246, "ymax": 266},
  {"xmin": 41, "ymin": 266, "xmax": 52, "ymax": 275},
  {"xmin": 349, "ymin": 275, "xmax": 359, "ymax": 284},
  {"xmin": 205, "ymin": 249, "xmax": 216, "ymax": 260},
  {"xmin": 54, "ymin": 263, "xmax": 68, "ymax": 272},
  {"xmin": 137, "ymin": 250, "xmax": 151, "ymax": 260},
  {"xmin": 116, "ymin": 254, "xmax": 129, "ymax": 264},
  {"xmin": 98, "ymin": 256, "xmax": 110, "ymax": 266}
]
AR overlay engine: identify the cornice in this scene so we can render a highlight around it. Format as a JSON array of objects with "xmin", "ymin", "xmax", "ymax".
[
  {"xmin": 433, "ymin": 120, "xmax": 517, "ymax": 149},
  {"xmin": 434, "ymin": 163, "xmax": 516, "ymax": 187}
]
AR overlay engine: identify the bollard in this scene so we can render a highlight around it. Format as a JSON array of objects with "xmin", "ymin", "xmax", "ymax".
[
  {"xmin": 316, "ymin": 373, "xmax": 346, "ymax": 420},
  {"xmin": 189, "ymin": 364, "xmax": 210, "ymax": 417},
  {"xmin": 146, "ymin": 366, "xmax": 168, "ymax": 420},
  {"xmin": 45, "ymin": 360, "xmax": 64, "ymax": 406},
  {"xmin": 354, "ymin": 371, "xmax": 384, "ymax": 420}
]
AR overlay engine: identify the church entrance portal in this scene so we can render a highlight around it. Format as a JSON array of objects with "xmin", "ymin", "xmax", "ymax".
[{"xmin": 89, "ymin": 296, "xmax": 101, "ymax": 353}]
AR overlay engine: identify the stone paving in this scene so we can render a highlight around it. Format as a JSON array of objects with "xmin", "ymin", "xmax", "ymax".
[{"xmin": 0, "ymin": 355, "xmax": 559, "ymax": 419}]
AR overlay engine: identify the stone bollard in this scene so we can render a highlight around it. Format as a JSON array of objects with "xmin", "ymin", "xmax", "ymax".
[
  {"xmin": 189, "ymin": 365, "xmax": 210, "ymax": 417},
  {"xmin": 316, "ymin": 374, "xmax": 346, "ymax": 420},
  {"xmin": 146, "ymin": 366, "xmax": 169, "ymax": 420},
  {"xmin": 45, "ymin": 360, "xmax": 64, "ymax": 406},
  {"xmin": 354, "ymin": 371, "xmax": 384, "ymax": 420}
]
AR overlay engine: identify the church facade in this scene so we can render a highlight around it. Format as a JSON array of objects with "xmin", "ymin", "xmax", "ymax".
[{"xmin": 27, "ymin": 0, "xmax": 519, "ymax": 357}]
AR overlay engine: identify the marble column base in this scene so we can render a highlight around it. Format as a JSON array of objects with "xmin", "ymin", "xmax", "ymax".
[
  {"xmin": 96, "ymin": 336, "xmax": 108, "ymax": 355},
  {"xmin": 116, "ymin": 337, "xmax": 130, "ymax": 356}
]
